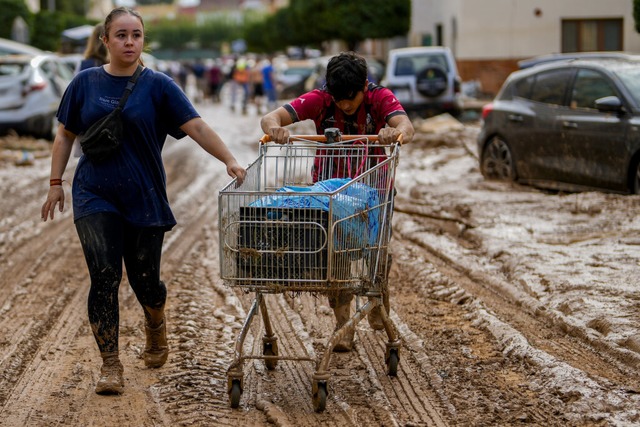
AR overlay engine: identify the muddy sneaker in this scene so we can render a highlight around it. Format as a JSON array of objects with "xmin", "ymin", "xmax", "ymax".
[
  {"xmin": 367, "ymin": 306, "xmax": 385, "ymax": 331},
  {"xmin": 144, "ymin": 319, "xmax": 168, "ymax": 368},
  {"xmin": 332, "ymin": 303, "xmax": 354, "ymax": 352},
  {"xmin": 95, "ymin": 353, "xmax": 124, "ymax": 395}
]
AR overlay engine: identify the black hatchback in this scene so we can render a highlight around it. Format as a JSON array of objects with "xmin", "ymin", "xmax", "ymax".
[{"xmin": 477, "ymin": 58, "xmax": 640, "ymax": 194}]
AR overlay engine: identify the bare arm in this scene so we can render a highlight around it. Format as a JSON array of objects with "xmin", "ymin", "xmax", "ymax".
[
  {"xmin": 41, "ymin": 124, "xmax": 76, "ymax": 221},
  {"xmin": 379, "ymin": 114, "xmax": 415, "ymax": 145},
  {"xmin": 180, "ymin": 117, "xmax": 246, "ymax": 183},
  {"xmin": 260, "ymin": 106, "xmax": 294, "ymax": 144}
]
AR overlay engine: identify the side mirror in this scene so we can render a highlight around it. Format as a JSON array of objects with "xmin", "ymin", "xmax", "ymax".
[{"xmin": 595, "ymin": 96, "xmax": 625, "ymax": 114}]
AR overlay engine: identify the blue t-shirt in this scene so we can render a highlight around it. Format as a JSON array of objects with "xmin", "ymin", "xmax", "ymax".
[{"xmin": 57, "ymin": 66, "xmax": 199, "ymax": 230}]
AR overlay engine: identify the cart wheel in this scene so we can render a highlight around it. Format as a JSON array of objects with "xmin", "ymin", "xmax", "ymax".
[
  {"xmin": 387, "ymin": 348, "xmax": 399, "ymax": 377},
  {"xmin": 229, "ymin": 379, "xmax": 242, "ymax": 408},
  {"xmin": 263, "ymin": 342, "xmax": 278, "ymax": 370},
  {"xmin": 312, "ymin": 382, "xmax": 327, "ymax": 412}
]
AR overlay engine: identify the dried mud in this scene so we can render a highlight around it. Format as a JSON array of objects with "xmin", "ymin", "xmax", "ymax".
[{"xmin": 0, "ymin": 105, "xmax": 638, "ymax": 426}]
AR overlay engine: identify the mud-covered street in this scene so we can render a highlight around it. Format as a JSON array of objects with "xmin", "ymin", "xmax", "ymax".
[{"xmin": 1, "ymin": 102, "xmax": 639, "ymax": 426}]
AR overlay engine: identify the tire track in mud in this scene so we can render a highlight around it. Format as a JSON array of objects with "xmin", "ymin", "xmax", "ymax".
[
  {"xmin": 396, "ymin": 213, "xmax": 640, "ymax": 385},
  {"xmin": 390, "ymin": 225, "xmax": 640, "ymax": 425},
  {"xmin": 0, "ymin": 218, "xmax": 83, "ymax": 409}
]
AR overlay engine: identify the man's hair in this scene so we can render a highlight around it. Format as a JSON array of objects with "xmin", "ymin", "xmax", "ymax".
[{"xmin": 325, "ymin": 51, "xmax": 368, "ymax": 101}]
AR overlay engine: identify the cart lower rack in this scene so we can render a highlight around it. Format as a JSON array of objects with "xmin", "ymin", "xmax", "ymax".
[{"xmin": 218, "ymin": 133, "xmax": 402, "ymax": 411}]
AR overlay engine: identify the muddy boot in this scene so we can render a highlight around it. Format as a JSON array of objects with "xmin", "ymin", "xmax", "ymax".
[
  {"xmin": 368, "ymin": 305, "xmax": 385, "ymax": 331},
  {"xmin": 368, "ymin": 291, "xmax": 390, "ymax": 331},
  {"xmin": 95, "ymin": 351, "xmax": 124, "ymax": 395},
  {"xmin": 332, "ymin": 302, "xmax": 355, "ymax": 352},
  {"xmin": 368, "ymin": 256, "xmax": 392, "ymax": 331},
  {"xmin": 144, "ymin": 319, "xmax": 168, "ymax": 368},
  {"xmin": 143, "ymin": 305, "xmax": 168, "ymax": 368}
]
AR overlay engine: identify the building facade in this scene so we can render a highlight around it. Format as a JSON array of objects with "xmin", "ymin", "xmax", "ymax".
[{"xmin": 411, "ymin": 0, "xmax": 640, "ymax": 95}]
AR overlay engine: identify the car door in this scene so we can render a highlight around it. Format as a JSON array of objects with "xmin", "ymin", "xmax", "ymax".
[
  {"xmin": 525, "ymin": 68, "xmax": 574, "ymax": 181},
  {"xmin": 558, "ymin": 68, "xmax": 628, "ymax": 190}
]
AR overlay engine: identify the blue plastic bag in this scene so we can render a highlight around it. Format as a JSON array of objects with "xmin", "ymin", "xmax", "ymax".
[{"xmin": 250, "ymin": 178, "xmax": 380, "ymax": 250}]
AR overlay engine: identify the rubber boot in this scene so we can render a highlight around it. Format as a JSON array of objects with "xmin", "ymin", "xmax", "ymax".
[
  {"xmin": 144, "ymin": 306, "xmax": 168, "ymax": 368},
  {"xmin": 332, "ymin": 302, "xmax": 355, "ymax": 352},
  {"xmin": 95, "ymin": 351, "xmax": 124, "ymax": 395}
]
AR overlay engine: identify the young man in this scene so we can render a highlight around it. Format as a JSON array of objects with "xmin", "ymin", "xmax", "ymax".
[{"xmin": 260, "ymin": 51, "xmax": 414, "ymax": 351}]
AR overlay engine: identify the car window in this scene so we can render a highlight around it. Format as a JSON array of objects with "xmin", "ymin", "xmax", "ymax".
[
  {"xmin": 394, "ymin": 53, "xmax": 449, "ymax": 77},
  {"xmin": 0, "ymin": 63, "xmax": 26, "ymax": 76},
  {"xmin": 513, "ymin": 75, "xmax": 535, "ymax": 99},
  {"xmin": 394, "ymin": 57, "xmax": 415, "ymax": 76},
  {"xmin": 570, "ymin": 69, "xmax": 617, "ymax": 109},
  {"xmin": 529, "ymin": 69, "xmax": 573, "ymax": 105}
]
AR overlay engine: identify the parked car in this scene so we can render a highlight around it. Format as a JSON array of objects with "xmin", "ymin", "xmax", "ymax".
[
  {"xmin": 304, "ymin": 55, "xmax": 385, "ymax": 93},
  {"xmin": 382, "ymin": 46, "xmax": 462, "ymax": 118},
  {"xmin": 0, "ymin": 54, "xmax": 74, "ymax": 140},
  {"xmin": 275, "ymin": 59, "xmax": 315, "ymax": 99},
  {"xmin": 0, "ymin": 37, "xmax": 44, "ymax": 56},
  {"xmin": 477, "ymin": 57, "xmax": 640, "ymax": 194}
]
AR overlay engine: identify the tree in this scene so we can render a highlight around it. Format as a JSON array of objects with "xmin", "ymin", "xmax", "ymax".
[
  {"xmin": 635, "ymin": 0, "xmax": 640, "ymax": 33},
  {"xmin": 287, "ymin": 0, "xmax": 410, "ymax": 51},
  {"xmin": 136, "ymin": 0, "xmax": 173, "ymax": 4},
  {"xmin": 0, "ymin": 0, "xmax": 32, "ymax": 40}
]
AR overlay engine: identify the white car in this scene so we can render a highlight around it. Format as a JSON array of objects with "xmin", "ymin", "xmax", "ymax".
[
  {"xmin": 0, "ymin": 37, "xmax": 44, "ymax": 56},
  {"xmin": 0, "ymin": 54, "xmax": 74, "ymax": 140},
  {"xmin": 382, "ymin": 46, "xmax": 462, "ymax": 118}
]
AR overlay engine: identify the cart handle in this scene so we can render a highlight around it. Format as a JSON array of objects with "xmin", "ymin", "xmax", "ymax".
[{"xmin": 259, "ymin": 134, "xmax": 404, "ymax": 145}]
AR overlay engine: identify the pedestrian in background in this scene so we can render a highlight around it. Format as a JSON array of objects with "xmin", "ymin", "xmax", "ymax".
[
  {"xmin": 261, "ymin": 57, "xmax": 277, "ymax": 112},
  {"xmin": 78, "ymin": 24, "xmax": 108, "ymax": 71},
  {"xmin": 207, "ymin": 59, "xmax": 223, "ymax": 103},
  {"xmin": 260, "ymin": 51, "xmax": 414, "ymax": 352},
  {"xmin": 41, "ymin": 6, "xmax": 246, "ymax": 395}
]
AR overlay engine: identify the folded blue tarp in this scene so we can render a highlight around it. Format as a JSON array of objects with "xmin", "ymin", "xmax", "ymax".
[{"xmin": 250, "ymin": 178, "xmax": 381, "ymax": 250}]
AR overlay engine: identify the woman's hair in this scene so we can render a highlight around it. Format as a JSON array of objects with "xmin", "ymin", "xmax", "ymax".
[
  {"xmin": 103, "ymin": 7, "xmax": 145, "ymax": 66},
  {"xmin": 83, "ymin": 24, "xmax": 108, "ymax": 64},
  {"xmin": 325, "ymin": 51, "xmax": 368, "ymax": 101}
]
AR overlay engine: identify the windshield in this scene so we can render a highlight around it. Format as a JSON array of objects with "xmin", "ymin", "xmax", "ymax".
[{"xmin": 615, "ymin": 65, "xmax": 640, "ymax": 108}]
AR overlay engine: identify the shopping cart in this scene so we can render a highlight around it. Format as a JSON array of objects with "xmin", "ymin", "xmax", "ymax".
[{"xmin": 218, "ymin": 130, "xmax": 402, "ymax": 411}]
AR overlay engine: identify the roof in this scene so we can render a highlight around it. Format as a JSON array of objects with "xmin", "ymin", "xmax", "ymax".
[{"xmin": 517, "ymin": 52, "xmax": 639, "ymax": 69}]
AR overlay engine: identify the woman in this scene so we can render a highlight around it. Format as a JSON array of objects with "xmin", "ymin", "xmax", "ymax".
[
  {"xmin": 40, "ymin": 7, "xmax": 246, "ymax": 395},
  {"xmin": 79, "ymin": 24, "xmax": 108, "ymax": 71}
]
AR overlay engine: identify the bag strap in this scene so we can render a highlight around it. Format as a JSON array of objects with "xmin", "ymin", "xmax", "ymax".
[{"xmin": 117, "ymin": 64, "xmax": 143, "ymax": 109}]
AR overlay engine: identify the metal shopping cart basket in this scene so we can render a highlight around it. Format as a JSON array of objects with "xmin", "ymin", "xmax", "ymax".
[{"xmin": 218, "ymin": 130, "xmax": 402, "ymax": 411}]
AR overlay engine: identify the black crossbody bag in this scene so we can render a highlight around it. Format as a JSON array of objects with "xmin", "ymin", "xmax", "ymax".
[{"xmin": 79, "ymin": 65, "xmax": 143, "ymax": 163}]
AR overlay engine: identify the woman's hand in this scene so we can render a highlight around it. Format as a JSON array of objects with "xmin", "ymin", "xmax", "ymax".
[
  {"xmin": 41, "ymin": 186, "xmax": 65, "ymax": 221},
  {"xmin": 227, "ymin": 160, "xmax": 247, "ymax": 185}
]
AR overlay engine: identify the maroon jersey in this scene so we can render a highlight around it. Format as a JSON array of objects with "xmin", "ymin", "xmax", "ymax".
[{"xmin": 284, "ymin": 83, "xmax": 406, "ymax": 181}]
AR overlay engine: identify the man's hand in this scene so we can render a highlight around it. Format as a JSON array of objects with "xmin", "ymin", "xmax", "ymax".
[
  {"xmin": 378, "ymin": 127, "xmax": 403, "ymax": 144},
  {"xmin": 267, "ymin": 127, "xmax": 291, "ymax": 145}
]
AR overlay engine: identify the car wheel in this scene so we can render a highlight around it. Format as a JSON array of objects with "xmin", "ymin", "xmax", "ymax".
[
  {"xmin": 415, "ymin": 65, "xmax": 448, "ymax": 97},
  {"xmin": 33, "ymin": 114, "xmax": 57, "ymax": 141},
  {"xmin": 632, "ymin": 160, "xmax": 640, "ymax": 194},
  {"xmin": 46, "ymin": 114, "xmax": 58, "ymax": 141},
  {"xmin": 481, "ymin": 136, "xmax": 517, "ymax": 181}
]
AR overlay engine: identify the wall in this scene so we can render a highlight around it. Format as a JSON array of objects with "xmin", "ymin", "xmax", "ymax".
[{"xmin": 409, "ymin": 0, "xmax": 640, "ymax": 96}]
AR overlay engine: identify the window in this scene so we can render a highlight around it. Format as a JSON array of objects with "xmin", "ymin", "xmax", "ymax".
[
  {"xmin": 562, "ymin": 19, "xmax": 623, "ymax": 52},
  {"xmin": 513, "ymin": 75, "xmax": 535, "ymax": 99},
  {"xmin": 570, "ymin": 69, "xmax": 617, "ymax": 109},
  {"xmin": 529, "ymin": 69, "xmax": 573, "ymax": 105}
]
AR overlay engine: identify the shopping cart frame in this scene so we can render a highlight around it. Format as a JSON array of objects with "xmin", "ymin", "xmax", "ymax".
[{"xmin": 218, "ymin": 132, "xmax": 402, "ymax": 411}]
